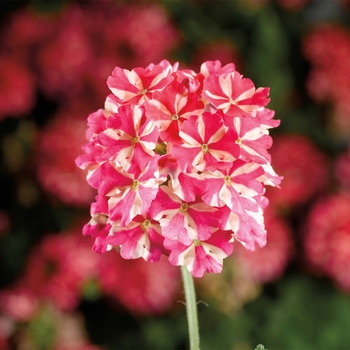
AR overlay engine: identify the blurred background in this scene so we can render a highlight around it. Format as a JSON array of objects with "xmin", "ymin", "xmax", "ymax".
[{"xmin": 1, "ymin": 0, "xmax": 350, "ymax": 349}]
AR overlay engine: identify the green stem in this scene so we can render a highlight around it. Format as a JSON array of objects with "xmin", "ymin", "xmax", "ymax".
[{"xmin": 181, "ymin": 265, "xmax": 200, "ymax": 350}]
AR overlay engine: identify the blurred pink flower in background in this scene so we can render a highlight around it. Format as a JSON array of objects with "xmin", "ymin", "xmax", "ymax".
[
  {"xmin": 334, "ymin": 146, "xmax": 350, "ymax": 190},
  {"xmin": 0, "ymin": 7, "xmax": 58, "ymax": 62},
  {"xmin": 98, "ymin": 253, "xmax": 181, "ymax": 316},
  {"xmin": 0, "ymin": 286, "xmax": 38, "ymax": 322},
  {"xmin": 100, "ymin": 3, "xmax": 179, "ymax": 69},
  {"xmin": 265, "ymin": 134, "xmax": 329, "ymax": 208},
  {"xmin": 304, "ymin": 191, "xmax": 350, "ymax": 291},
  {"xmin": 21, "ymin": 227, "xmax": 100, "ymax": 311},
  {"xmin": 36, "ymin": 6, "xmax": 93, "ymax": 101},
  {"xmin": 8, "ymin": 223, "xmax": 181, "ymax": 316},
  {"xmin": 0, "ymin": 315, "xmax": 14, "ymax": 350},
  {"xmin": 232, "ymin": 206, "xmax": 294, "ymax": 283},
  {"xmin": 192, "ymin": 41, "xmax": 242, "ymax": 72},
  {"xmin": 303, "ymin": 24, "xmax": 350, "ymax": 133},
  {"xmin": 0, "ymin": 56, "xmax": 36, "ymax": 120},
  {"xmin": 35, "ymin": 103, "xmax": 96, "ymax": 207}
]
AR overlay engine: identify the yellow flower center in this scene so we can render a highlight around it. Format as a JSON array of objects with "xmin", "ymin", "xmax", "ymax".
[
  {"xmin": 154, "ymin": 142, "xmax": 167, "ymax": 155},
  {"xmin": 193, "ymin": 239, "xmax": 201, "ymax": 246},
  {"xmin": 224, "ymin": 175, "xmax": 231, "ymax": 186},
  {"xmin": 201, "ymin": 144, "xmax": 209, "ymax": 153},
  {"xmin": 171, "ymin": 114, "xmax": 179, "ymax": 121},
  {"xmin": 180, "ymin": 203, "xmax": 189, "ymax": 213},
  {"xmin": 132, "ymin": 179, "xmax": 139, "ymax": 190},
  {"xmin": 132, "ymin": 135, "xmax": 140, "ymax": 144},
  {"xmin": 141, "ymin": 219, "xmax": 151, "ymax": 231}
]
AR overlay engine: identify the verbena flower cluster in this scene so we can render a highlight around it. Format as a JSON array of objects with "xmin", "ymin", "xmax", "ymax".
[{"xmin": 76, "ymin": 60, "xmax": 282, "ymax": 277}]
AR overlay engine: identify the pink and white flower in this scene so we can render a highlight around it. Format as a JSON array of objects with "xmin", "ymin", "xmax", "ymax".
[
  {"xmin": 170, "ymin": 112, "xmax": 240, "ymax": 172},
  {"xmin": 99, "ymin": 157, "xmax": 166, "ymax": 226},
  {"xmin": 165, "ymin": 229, "xmax": 233, "ymax": 277},
  {"xmin": 144, "ymin": 77, "xmax": 205, "ymax": 143},
  {"xmin": 149, "ymin": 185, "xmax": 221, "ymax": 246},
  {"xmin": 200, "ymin": 59, "xmax": 236, "ymax": 78},
  {"xmin": 97, "ymin": 104, "xmax": 159, "ymax": 173},
  {"xmin": 201, "ymin": 160, "xmax": 265, "ymax": 209},
  {"xmin": 107, "ymin": 60, "xmax": 176, "ymax": 105},
  {"xmin": 202, "ymin": 71, "xmax": 270, "ymax": 117},
  {"xmin": 77, "ymin": 59, "xmax": 281, "ymax": 277},
  {"xmin": 107, "ymin": 215, "xmax": 164, "ymax": 262},
  {"xmin": 233, "ymin": 114, "xmax": 273, "ymax": 164},
  {"xmin": 83, "ymin": 194, "xmax": 111, "ymax": 254}
]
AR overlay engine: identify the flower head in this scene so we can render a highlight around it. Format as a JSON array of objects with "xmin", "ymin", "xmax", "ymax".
[{"xmin": 77, "ymin": 60, "xmax": 281, "ymax": 277}]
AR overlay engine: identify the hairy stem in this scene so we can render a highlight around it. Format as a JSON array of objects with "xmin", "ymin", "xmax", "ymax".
[{"xmin": 181, "ymin": 265, "xmax": 200, "ymax": 350}]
